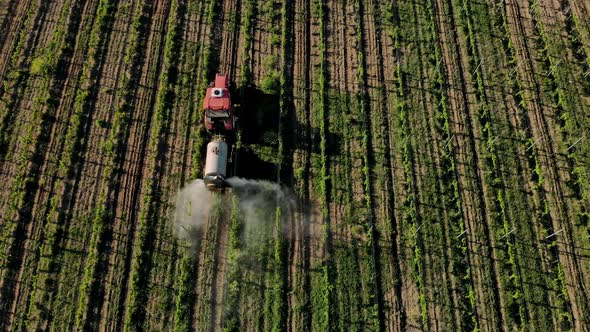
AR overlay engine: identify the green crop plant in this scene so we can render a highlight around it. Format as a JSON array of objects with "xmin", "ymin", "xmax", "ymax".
[
  {"xmin": 239, "ymin": 0, "xmax": 255, "ymax": 88},
  {"xmin": 73, "ymin": 1, "xmax": 149, "ymax": 329},
  {"xmin": 352, "ymin": 0, "xmax": 384, "ymax": 328},
  {"xmin": 0, "ymin": 1, "xmax": 41, "ymax": 157},
  {"xmin": 124, "ymin": 0, "xmax": 184, "ymax": 329},
  {"xmin": 454, "ymin": 0, "xmax": 527, "ymax": 326},
  {"xmin": 0, "ymin": 0, "xmax": 73, "ymax": 270},
  {"xmin": 308, "ymin": 1, "xmax": 333, "ymax": 329}
]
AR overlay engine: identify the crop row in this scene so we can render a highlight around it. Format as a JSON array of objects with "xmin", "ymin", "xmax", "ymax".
[
  {"xmin": 73, "ymin": 1, "xmax": 149, "ymax": 329},
  {"xmin": 7, "ymin": 0, "xmax": 89, "ymax": 328},
  {"xmin": 396, "ymin": 24, "xmax": 428, "ymax": 332},
  {"xmin": 529, "ymin": 0, "xmax": 590, "ymax": 210},
  {"xmin": 0, "ymin": 1, "xmax": 43, "ymax": 265},
  {"xmin": 0, "ymin": 8, "xmax": 74, "ymax": 319},
  {"xmin": 309, "ymin": 0, "xmax": 333, "ymax": 330},
  {"xmin": 25, "ymin": 0, "xmax": 116, "ymax": 328},
  {"xmin": 171, "ymin": 1, "xmax": 208, "ymax": 330},
  {"xmin": 124, "ymin": 0, "xmax": 184, "ymax": 329},
  {"xmin": 530, "ymin": 0, "xmax": 590, "ymax": 243},
  {"xmin": 271, "ymin": 0, "xmax": 291, "ymax": 329},
  {"xmin": 416, "ymin": 0, "xmax": 481, "ymax": 328},
  {"xmin": 528, "ymin": 0, "xmax": 590, "ymax": 320},
  {"xmin": 453, "ymin": 0, "xmax": 530, "ymax": 327},
  {"xmin": 0, "ymin": 1, "xmax": 41, "ymax": 159},
  {"xmin": 492, "ymin": 1, "xmax": 574, "ymax": 328},
  {"xmin": 352, "ymin": 0, "xmax": 383, "ymax": 329},
  {"xmin": 460, "ymin": 0, "xmax": 584, "ymax": 328}
]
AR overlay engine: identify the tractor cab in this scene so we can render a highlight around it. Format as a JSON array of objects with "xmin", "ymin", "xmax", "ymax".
[{"xmin": 203, "ymin": 74, "xmax": 235, "ymax": 133}]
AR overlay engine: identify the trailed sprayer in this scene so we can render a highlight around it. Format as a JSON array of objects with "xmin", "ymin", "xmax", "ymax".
[{"xmin": 202, "ymin": 74, "xmax": 236, "ymax": 191}]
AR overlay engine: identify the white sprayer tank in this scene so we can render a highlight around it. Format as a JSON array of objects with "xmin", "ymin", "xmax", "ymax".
[{"xmin": 204, "ymin": 139, "xmax": 228, "ymax": 189}]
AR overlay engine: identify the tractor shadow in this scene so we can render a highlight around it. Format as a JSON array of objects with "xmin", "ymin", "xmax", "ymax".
[
  {"xmin": 235, "ymin": 86, "xmax": 343, "ymax": 185},
  {"xmin": 234, "ymin": 86, "xmax": 281, "ymax": 181}
]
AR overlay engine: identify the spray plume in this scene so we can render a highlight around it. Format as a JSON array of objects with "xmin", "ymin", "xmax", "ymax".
[{"xmin": 172, "ymin": 178, "xmax": 296, "ymax": 248}]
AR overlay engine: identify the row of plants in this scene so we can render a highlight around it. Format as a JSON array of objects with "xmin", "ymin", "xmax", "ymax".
[
  {"xmin": 417, "ymin": 0, "xmax": 483, "ymax": 329},
  {"xmin": 453, "ymin": 0, "xmax": 537, "ymax": 328},
  {"xmin": 51, "ymin": 4, "xmax": 136, "ymax": 328},
  {"xmin": 459, "ymin": 0, "xmax": 584, "ymax": 329},
  {"xmin": 376, "ymin": 2, "xmax": 416, "ymax": 329},
  {"xmin": 323, "ymin": 2, "xmax": 371, "ymax": 326},
  {"xmin": 536, "ymin": 0, "xmax": 590, "ymax": 256},
  {"xmin": 492, "ymin": 1, "xmax": 573, "ymax": 328},
  {"xmin": 529, "ymin": 0, "xmax": 590, "ymax": 219},
  {"xmin": 0, "ymin": 9, "xmax": 76, "ymax": 323},
  {"xmin": 310, "ymin": 0, "xmax": 333, "ymax": 330},
  {"xmin": 7, "ymin": 0, "xmax": 89, "ymax": 328},
  {"xmin": 171, "ymin": 1, "xmax": 209, "ymax": 330},
  {"xmin": 328, "ymin": 89, "xmax": 363, "ymax": 328},
  {"xmin": 0, "ymin": 0, "xmax": 43, "ymax": 264},
  {"xmin": 73, "ymin": 1, "xmax": 150, "ymax": 329},
  {"xmin": 194, "ymin": 198, "xmax": 228, "ymax": 330},
  {"xmin": 271, "ymin": 0, "xmax": 292, "ymax": 329},
  {"xmin": 560, "ymin": 1, "xmax": 590, "ymax": 93},
  {"xmin": 0, "ymin": 1, "xmax": 41, "ymax": 160},
  {"xmin": 351, "ymin": 0, "xmax": 383, "ymax": 328},
  {"xmin": 239, "ymin": 0, "xmax": 255, "ymax": 88},
  {"xmin": 397, "ymin": 28, "xmax": 429, "ymax": 332},
  {"xmin": 288, "ymin": 1, "xmax": 314, "ymax": 329},
  {"xmin": 527, "ymin": 0, "xmax": 590, "ymax": 322},
  {"xmin": 124, "ymin": 0, "xmax": 184, "ymax": 329},
  {"xmin": 25, "ymin": 0, "xmax": 116, "ymax": 328},
  {"xmin": 259, "ymin": 0, "xmax": 281, "ymax": 95}
]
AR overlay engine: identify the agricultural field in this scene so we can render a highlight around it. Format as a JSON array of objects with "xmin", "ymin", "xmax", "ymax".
[{"xmin": 0, "ymin": 0, "xmax": 589, "ymax": 330}]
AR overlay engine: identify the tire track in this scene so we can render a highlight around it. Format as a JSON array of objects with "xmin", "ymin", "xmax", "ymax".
[{"xmin": 289, "ymin": 0, "xmax": 312, "ymax": 329}]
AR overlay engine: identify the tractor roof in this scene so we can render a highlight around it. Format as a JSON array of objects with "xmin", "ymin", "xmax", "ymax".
[{"xmin": 204, "ymin": 87, "xmax": 230, "ymax": 110}]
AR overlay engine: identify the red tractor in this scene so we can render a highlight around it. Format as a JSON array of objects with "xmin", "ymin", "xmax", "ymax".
[
  {"xmin": 202, "ymin": 74, "xmax": 237, "ymax": 191},
  {"xmin": 203, "ymin": 74, "xmax": 235, "ymax": 133}
]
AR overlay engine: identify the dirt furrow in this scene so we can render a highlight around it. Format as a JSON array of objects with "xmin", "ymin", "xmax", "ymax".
[
  {"xmin": 288, "ymin": 0, "xmax": 313, "ymax": 329},
  {"xmin": 0, "ymin": 0, "xmax": 17, "ymax": 38},
  {"xmin": 217, "ymin": 0, "xmax": 241, "ymax": 78}
]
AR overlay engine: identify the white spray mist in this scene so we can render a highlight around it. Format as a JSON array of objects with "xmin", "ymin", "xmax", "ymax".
[{"xmin": 172, "ymin": 178, "xmax": 297, "ymax": 246}]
